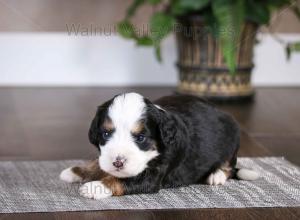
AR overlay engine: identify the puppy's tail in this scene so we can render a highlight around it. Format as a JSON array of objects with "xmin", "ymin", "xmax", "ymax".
[{"xmin": 233, "ymin": 168, "xmax": 260, "ymax": 181}]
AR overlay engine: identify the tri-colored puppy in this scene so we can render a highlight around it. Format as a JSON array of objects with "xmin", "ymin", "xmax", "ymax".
[{"xmin": 60, "ymin": 93, "xmax": 258, "ymax": 199}]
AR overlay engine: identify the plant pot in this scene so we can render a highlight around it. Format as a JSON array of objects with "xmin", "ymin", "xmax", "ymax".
[{"xmin": 175, "ymin": 15, "xmax": 258, "ymax": 101}]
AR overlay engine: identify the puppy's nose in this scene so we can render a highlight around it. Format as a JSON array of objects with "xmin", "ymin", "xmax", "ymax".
[{"xmin": 112, "ymin": 156, "xmax": 125, "ymax": 169}]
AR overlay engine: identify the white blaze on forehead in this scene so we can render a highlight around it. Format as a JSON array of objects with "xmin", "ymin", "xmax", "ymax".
[
  {"xmin": 99, "ymin": 92, "xmax": 159, "ymax": 178},
  {"xmin": 108, "ymin": 93, "xmax": 145, "ymax": 129}
]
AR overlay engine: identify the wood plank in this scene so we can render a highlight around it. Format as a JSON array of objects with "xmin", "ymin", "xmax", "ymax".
[
  {"xmin": 217, "ymin": 88, "xmax": 300, "ymax": 135},
  {"xmin": 1, "ymin": 207, "xmax": 299, "ymax": 220},
  {"xmin": 253, "ymin": 135, "xmax": 300, "ymax": 165}
]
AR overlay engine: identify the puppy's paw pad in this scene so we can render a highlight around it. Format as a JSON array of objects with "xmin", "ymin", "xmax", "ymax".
[
  {"xmin": 60, "ymin": 167, "xmax": 82, "ymax": 183},
  {"xmin": 79, "ymin": 181, "xmax": 112, "ymax": 200},
  {"xmin": 207, "ymin": 169, "xmax": 227, "ymax": 185}
]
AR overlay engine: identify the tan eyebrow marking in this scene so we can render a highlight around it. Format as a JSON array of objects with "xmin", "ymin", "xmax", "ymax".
[
  {"xmin": 103, "ymin": 118, "xmax": 114, "ymax": 131},
  {"xmin": 131, "ymin": 121, "xmax": 145, "ymax": 134}
]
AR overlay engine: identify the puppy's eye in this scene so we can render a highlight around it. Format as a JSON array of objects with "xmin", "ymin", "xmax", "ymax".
[
  {"xmin": 102, "ymin": 131, "xmax": 111, "ymax": 140},
  {"xmin": 135, "ymin": 134, "xmax": 146, "ymax": 143}
]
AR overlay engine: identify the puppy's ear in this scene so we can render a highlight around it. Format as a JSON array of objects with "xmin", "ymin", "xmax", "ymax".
[
  {"xmin": 88, "ymin": 99, "xmax": 112, "ymax": 148},
  {"xmin": 88, "ymin": 107, "xmax": 102, "ymax": 148},
  {"xmin": 157, "ymin": 112, "xmax": 180, "ymax": 147},
  {"xmin": 146, "ymin": 99, "xmax": 186, "ymax": 148}
]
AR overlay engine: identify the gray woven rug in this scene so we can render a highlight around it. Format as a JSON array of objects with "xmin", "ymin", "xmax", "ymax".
[{"xmin": 0, "ymin": 157, "xmax": 299, "ymax": 213}]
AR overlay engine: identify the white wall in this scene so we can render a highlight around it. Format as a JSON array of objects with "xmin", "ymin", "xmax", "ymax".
[
  {"xmin": 0, "ymin": 33, "xmax": 299, "ymax": 86},
  {"xmin": 253, "ymin": 34, "xmax": 300, "ymax": 86}
]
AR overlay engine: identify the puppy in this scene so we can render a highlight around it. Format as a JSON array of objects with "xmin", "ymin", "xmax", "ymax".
[{"xmin": 60, "ymin": 93, "xmax": 258, "ymax": 199}]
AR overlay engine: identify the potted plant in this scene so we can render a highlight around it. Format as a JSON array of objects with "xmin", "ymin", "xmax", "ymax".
[{"xmin": 117, "ymin": 0, "xmax": 300, "ymax": 100}]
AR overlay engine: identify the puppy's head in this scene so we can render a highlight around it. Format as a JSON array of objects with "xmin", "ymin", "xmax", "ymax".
[{"xmin": 88, "ymin": 93, "xmax": 163, "ymax": 178}]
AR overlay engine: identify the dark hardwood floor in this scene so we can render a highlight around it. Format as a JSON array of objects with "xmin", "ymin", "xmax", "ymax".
[{"xmin": 0, "ymin": 87, "xmax": 299, "ymax": 219}]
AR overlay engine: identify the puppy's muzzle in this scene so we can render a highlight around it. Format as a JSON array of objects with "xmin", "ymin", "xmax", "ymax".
[{"xmin": 112, "ymin": 156, "xmax": 126, "ymax": 170}]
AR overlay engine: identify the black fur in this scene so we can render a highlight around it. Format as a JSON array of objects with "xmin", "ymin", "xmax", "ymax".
[
  {"xmin": 88, "ymin": 98, "xmax": 114, "ymax": 148},
  {"xmin": 89, "ymin": 94, "xmax": 240, "ymax": 195}
]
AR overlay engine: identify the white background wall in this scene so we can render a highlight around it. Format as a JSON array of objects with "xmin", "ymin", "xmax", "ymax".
[{"xmin": 0, "ymin": 33, "xmax": 299, "ymax": 86}]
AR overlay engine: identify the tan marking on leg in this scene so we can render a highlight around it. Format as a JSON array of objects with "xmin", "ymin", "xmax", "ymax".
[
  {"xmin": 72, "ymin": 159, "xmax": 109, "ymax": 182},
  {"xmin": 220, "ymin": 161, "xmax": 233, "ymax": 179},
  {"xmin": 206, "ymin": 161, "xmax": 233, "ymax": 185},
  {"xmin": 101, "ymin": 176, "xmax": 124, "ymax": 196}
]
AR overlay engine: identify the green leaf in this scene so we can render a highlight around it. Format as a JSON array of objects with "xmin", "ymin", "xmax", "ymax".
[
  {"xmin": 126, "ymin": 0, "xmax": 146, "ymax": 19},
  {"xmin": 150, "ymin": 12, "xmax": 175, "ymax": 44},
  {"xmin": 155, "ymin": 45, "xmax": 162, "ymax": 62},
  {"xmin": 286, "ymin": 45, "xmax": 291, "ymax": 60},
  {"xmin": 147, "ymin": 0, "xmax": 161, "ymax": 5},
  {"xmin": 292, "ymin": 4, "xmax": 300, "ymax": 20},
  {"xmin": 171, "ymin": 0, "xmax": 210, "ymax": 15},
  {"xmin": 177, "ymin": 0, "xmax": 210, "ymax": 10},
  {"xmin": 117, "ymin": 21, "xmax": 136, "ymax": 39},
  {"xmin": 291, "ymin": 42, "xmax": 300, "ymax": 51},
  {"xmin": 212, "ymin": 0, "xmax": 245, "ymax": 73},
  {"xmin": 287, "ymin": 42, "xmax": 300, "ymax": 60},
  {"xmin": 245, "ymin": 0, "xmax": 270, "ymax": 24},
  {"xmin": 136, "ymin": 36, "xmax": 153, "ymax": 46},
  {"xmin": 266, "ymin": 0, "xmax": 291, "ymax": 9},
  {"xmin": 150, "ymin": 12, "xmax": 175, "ymax": 61},
  {"xmin": 171, "ymin": 1, "xmax": 189, "ymax": 15}
]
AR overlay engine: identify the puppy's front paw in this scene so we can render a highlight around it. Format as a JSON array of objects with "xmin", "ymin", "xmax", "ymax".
[
  {"xmin": 60, "ymin": 167, "xmax": 82, "ymax": 183},
  {"xmin": 206, "ymin": 169, "xmax": 227, "ymax": 185},
  {"xmin": 79, "ymin": 181, "xmax": 112, "ymax": 200}
]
